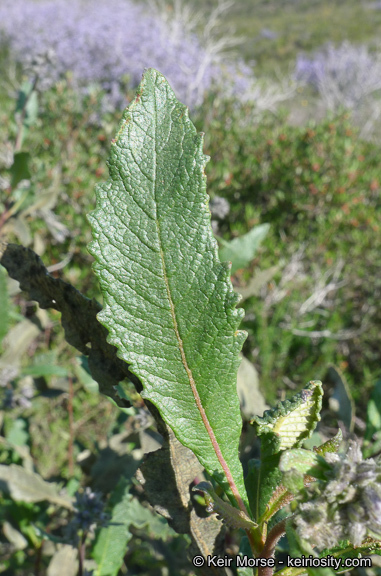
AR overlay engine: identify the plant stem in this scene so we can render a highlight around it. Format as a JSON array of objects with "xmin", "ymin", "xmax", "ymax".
[
  {"xmin": 68, "ymin": 376, "xmax": 74, "ymax": 476},
  {"xmin": 258, "ymin": 518, "xmax": 288, "ymax": 576},
  {"xmin": 78, "ymin": 531, "xmax": 87, "ymax": 576}
]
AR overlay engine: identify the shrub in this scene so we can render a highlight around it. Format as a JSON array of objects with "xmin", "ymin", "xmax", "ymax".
[
  {"xmin": 295, "ymin": 42, "xmax": 381, "ymax": 110},
  {"xmin": 200, "ymin": 103, "xmax": 381, "ymax": 399}
]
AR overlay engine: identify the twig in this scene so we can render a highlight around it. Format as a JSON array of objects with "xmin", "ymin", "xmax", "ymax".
[
  {"xmin": 279, "ymin": 325, "xmax": 366, "ymax": 341},
  {"xmin": 46, "ymin": 251, "xmax": 73, "ymax": 273},
  {"xmin": 68, "ymin": 376, "xmax": 74, "ymax": 477},
  {"xmin": 78, "ymin": 531, "xmax": 87, "ymax": 576}
]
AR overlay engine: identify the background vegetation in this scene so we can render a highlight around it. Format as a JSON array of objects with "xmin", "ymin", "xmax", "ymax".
[{"xmin": 0, "ymin": 0, "xmax": 380, "ymax": 574}]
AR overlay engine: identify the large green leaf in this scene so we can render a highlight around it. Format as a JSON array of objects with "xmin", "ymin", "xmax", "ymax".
[{"xmin": 88, "ymin": 69, "xmax": 249, "ymax": 512}]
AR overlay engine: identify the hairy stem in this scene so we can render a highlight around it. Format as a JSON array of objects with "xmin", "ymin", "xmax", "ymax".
[{"xmin": 258, "ymin": 518, "xmax": 288, "ymax": 576}]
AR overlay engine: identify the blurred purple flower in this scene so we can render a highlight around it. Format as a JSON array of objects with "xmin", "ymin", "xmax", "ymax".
[
  {"xmin": 0, "ymin": 0, "xmax": 253, "ymax": 109},
  {"xmin": 295, "ymin": 42, "xmax": 381, "ymax": 110}
]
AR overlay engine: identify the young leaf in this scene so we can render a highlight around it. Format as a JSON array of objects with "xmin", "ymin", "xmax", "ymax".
[
  {"xmin": 218, "ymin": 223, "xmax": 270, "ymax": 274},
  {"xmin": 279, "ymin": 448, "xmax": 331, "ymax": 492},
  {"xmin": 88, "ymin": 69, "xmax": 249, "ymax": 513},
  {"xmin": 194, "ymin": 482, "xmax": 257, "ymax": 530},
  {"xmin": 251, "ymin": 380, "xmax": 323, "ymax": 454},
  {"xmin": 247, "ymin": 382, "xmax": 323, "ymax": 522},
  {"xmin": 321, "ymin": 538, "xmax": 381, "ymax": 562},
  {"xmin": 314, "ymin": 429, "xmax": 342, "ymax": 457}
]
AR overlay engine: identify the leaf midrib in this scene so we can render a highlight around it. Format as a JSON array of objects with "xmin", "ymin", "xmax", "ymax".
[{"xmin": 150, "ymin": 89, "xmax": 247, "ymax": 515}]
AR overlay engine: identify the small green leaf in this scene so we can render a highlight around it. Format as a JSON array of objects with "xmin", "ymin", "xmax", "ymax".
[
  {"xmin": 364, "ymin": 378, "xmax": 381, "ymax": 457},
  {"xmin": 326, "ymin": 365, "xmax": 354, "ymax": 432},
  {"xmin": 16, "ymin": 82, "xmax": 39, "ymax": 128},
  {"xmin": 92, "ymin": 479, "xmax": 133, "ymax": 576},
  {"xmin": 247, "ymin": 382, "xmax": 323, "ymax": 522},
  {"xmin": 314, "ymin": 429, "xmax": 342, "ymax": 457},
  {"xmin": 279, "ymin": 448, "xmax": 331, "ymax": 492},
  {"xmin": 194, "ymin": 482, "xmax": 257, "ymax": 531},
  {"xmin": 74, "ymin": 357, "xmax": 99, "ymax": 394},
  {"xmin": 238, "ymin": 265, "xmax": 279, "ymax": 301},
  {"xmin": 22, "ymin": 365, "xmax": 68, "ymax": 378},
  {"xmin": 88, "ymin": 69, "xmax": 248, "ymax": 512},
  {"xmin": 93, "ymin": 477, "xmax": 174, "ymax": 576},
  {"xmin": 9, "ymin": 152, "xmax": 31, "ymax": 189},
  {"xmin": 251, "ymin": 381, "xmax": 323, "ymax": 454},
  {"xmin": 219, "ymin": 223, "xmax": 270, "ymax": 274},
  {"xmin": 6, "ymin": 418, "xmax": 29, "ymax": 447}
]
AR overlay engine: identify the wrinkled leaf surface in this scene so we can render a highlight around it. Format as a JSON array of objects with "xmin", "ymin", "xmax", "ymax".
[{"xmin": 88, "ymin": 69, "xmax": 248, "ymax": 510}]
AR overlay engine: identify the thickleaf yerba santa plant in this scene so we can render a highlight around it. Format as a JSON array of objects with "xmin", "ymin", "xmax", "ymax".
[
  {"xmin": 3, "ymin": 68, "xmax": 381, "ymax": 575},
  {"xmin": 85, "ymin": 69, "xmax": 381, "ymax": 574}
]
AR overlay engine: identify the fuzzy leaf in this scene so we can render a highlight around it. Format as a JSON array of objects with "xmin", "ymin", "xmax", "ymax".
[
  {"xmin": 321, "ymin": 538, "xmax": 381, "ymax": 561},
  {"xmin": 247, "ymin": 382, "xmax": 323, "ymax": 522},
  {"xmin": 251, "ymin": 381, "xmax": 323, "ymax": 455},
  {"xmin": 314, "ymin": 429, "xmax": 343, "ymax": 457},
  {"xmin": 88, "ymin": 69, "xmax": 248, "ymax": 511},
  {"xmin": 0, "ymin": 464, "xmax": 73, "ymax": 509}
]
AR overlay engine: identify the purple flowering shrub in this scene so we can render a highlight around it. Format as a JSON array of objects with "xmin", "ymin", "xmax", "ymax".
[
  {"xmin": 0, "ymin": 0, "xmax": 252, "ymax": 109},
  {"xmin": 295, "ymin": 42, "xmax": 381, "ymax": 111}
]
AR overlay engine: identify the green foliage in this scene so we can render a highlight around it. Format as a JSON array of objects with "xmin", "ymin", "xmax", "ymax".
[
  {"xmin": 88, "ymin": 69, "xmax": 249, "ymax": 511},
  {"xmin": 364, "ymin": 378, "xmax": 381, "ymax": 458},
  {"xmin": 247, "ymin": 382, "xmax": 323, "ymax": 523},
  {"xmin": 0, "ymin": 13, "xmax": 381, "ymax": 570},
  {"xmin": 218, "ymin": 223, "xmax": 270, "ymax": 274},
  {"xmin": 200, "ymin": 98, "xmax": 381, "ymax": 401},
  {"xmin": 251, "ymin": 381, "xmax": 323, "ymax": 453},
  {"xmin": 9, "ymin": 152, "xmax": 31, "ymax": 190}
]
